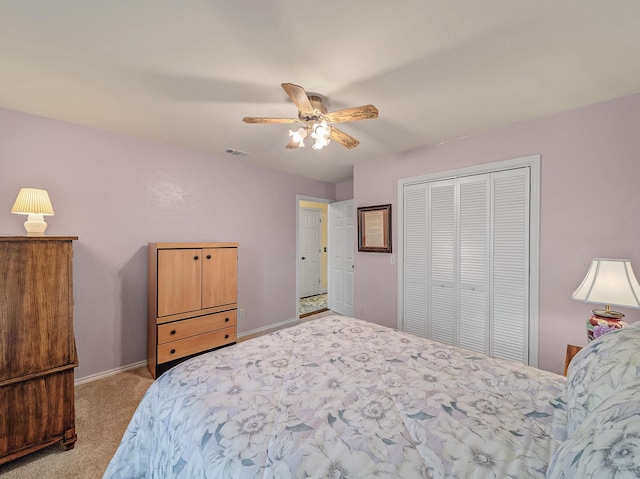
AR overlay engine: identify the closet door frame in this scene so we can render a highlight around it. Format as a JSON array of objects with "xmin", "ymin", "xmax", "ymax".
[{"xmin": 397, "ymin": 155, "xmax": 540, "ymax": 367}]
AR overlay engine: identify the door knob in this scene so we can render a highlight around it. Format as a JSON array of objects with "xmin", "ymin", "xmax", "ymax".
[{"xmin": 301, "ymin": 257, "xmax": 306, "ymax": 260}]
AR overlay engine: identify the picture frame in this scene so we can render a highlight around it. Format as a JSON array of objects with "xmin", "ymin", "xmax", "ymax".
[{"xmin": 357, "ymin": 204, "xmax": 392, "ymax": 253}]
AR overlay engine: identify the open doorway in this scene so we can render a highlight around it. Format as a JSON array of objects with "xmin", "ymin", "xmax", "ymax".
[
  {"xmin": 296, "ymin": 196, "xmax": 355, "ymax": 320},
  {"xmin": 298, "ymin": 198, "xmax": 329, "ymax": 317}
]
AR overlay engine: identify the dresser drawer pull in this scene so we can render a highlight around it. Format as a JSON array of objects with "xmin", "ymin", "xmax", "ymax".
[
  {"xmin": 193, "ymin": 255, "xmax": 199, "ymax": 260},
  {"xmin": 206, "ymin": 254, "xmax": 212, "ymax": 259},
  {"xmin": 170, "ymin": 330, "xmax": 176, "ymax": 335},
  {"xmin": 225, "ymin": 334, "xmax": 229, "ymax": 339},
  {"xmin": 170, "ymin": 349, "xmax": 176, "ymax": 355},
  {"xmin": 225, "ymin": 317, "xmax": 229, "ymax": 322}
]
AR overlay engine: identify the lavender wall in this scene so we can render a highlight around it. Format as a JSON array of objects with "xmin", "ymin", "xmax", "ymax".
[
  {"xmin": 0, "ymin": 108, "xmax": 335, "ymax": 379},
  {"xmin": 353, "ymin": 93, "xmax": 640, "ymax": 375},
  {"xmin": 335, "ymin": 179, "xmax": 354, "ymax": 201}
]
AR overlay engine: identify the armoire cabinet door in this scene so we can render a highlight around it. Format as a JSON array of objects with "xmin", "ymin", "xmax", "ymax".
[
  {"xmin": 157, "ymin": 249, "xmax": 202, "ymax": 316},
  {"xmin": 202, "ymin": 247, "xmax": 238, "ymax": 308},
  {"xmin": 0, "ymin": 240, "xmax": 74, "ymax": 380}
]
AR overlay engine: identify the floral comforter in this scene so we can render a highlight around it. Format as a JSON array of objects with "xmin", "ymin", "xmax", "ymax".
[{"xmin": 104, "ymin": 316, "xmax": 568, "ymax": 478}]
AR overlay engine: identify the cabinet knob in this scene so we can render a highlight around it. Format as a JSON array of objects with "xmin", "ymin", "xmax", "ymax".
[
  {"xmin": 206, "ymin": 254, "xmax": 212, "ymax": 259},
  {"xmin": 170, "ymin": 330, "xmax": 176, "ymax": 335},
  {"xmin": 225, "ymin": 334, "xmax": 229, "ymax": 339},
  {"xmin": 170, "ymin": 349, "xmax": 176, "ymax": 354},
  {"xmin": 193, "ymin": 255, "xmax": 199, "ymax": 260},
  {"xmin": 224, "ymin": 317, "xmax": 229, "ymax": 322}
]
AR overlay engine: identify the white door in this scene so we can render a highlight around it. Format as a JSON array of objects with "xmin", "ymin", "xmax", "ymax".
[
  {"xmin": 300, "ymin": 208, "xmax": 322, "ymax": 298},
  {"xmin": 428, "ymin": 179, "xmax": 457, "ymax": 346},
  {"xmin": 329, "ymin": 200, "xmax": 354, "ymax": 316}
]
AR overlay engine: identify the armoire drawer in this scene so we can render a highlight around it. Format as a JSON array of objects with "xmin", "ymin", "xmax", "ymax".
[
  {"xmin": 157, "ymin": 310, "xmax": 237, "ymax": 344},
  {"xmin": 157, "ymin": 326, "xmax": 237, "ymax": 363}
]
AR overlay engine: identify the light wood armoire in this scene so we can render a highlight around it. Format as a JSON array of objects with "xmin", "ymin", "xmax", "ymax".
[
  {"xmin": 148, "ymin": 242, "xmax": 238, "ymax": 379},
  {"xmin": 0, "ymin": 236, "xmax": 78, "ymax": 465}
]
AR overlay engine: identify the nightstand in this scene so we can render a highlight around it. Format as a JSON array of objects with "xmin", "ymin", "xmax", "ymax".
[{"xmin": 564, "ymin": 344, "xmax": 583, "ymax": 376}]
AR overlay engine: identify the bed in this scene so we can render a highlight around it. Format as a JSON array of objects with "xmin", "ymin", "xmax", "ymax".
[{"xmin": 104, "ymin": 315, "xmax": 640, "ymax": 478}]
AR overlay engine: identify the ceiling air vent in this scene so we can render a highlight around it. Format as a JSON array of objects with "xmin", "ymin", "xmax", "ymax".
[{"xmin": 225, "ymin": 148, "xmax": 250, "ymax": 157}]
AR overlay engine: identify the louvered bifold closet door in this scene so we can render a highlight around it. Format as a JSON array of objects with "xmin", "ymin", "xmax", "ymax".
[
  {"xmin": 402, "ymin": 166, "xmax": 531, "ymax": 364},
  {"xmin": 403, "ymin": 183, "xmax": 428, "ymax": 337},
  {"xmin": 491, "ymin": 168, "xmax": 530, "ymax": 363},
  {"xmin": 458, "ymin": 175, "xmax": 490, "ymax": 354},
  {"xmin": 428, "ymin": 180, "xmax": 456, "ymax": 345}
]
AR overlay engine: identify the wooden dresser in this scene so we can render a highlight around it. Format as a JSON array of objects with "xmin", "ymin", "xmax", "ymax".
[
  {"xmin": 0, "ymin": 236, "xmax": 78, "ymax": 465},
  {"xmin": 148, "ymin": 242, "xmax": 238, "ymax": 379},
  {"xmin": 564, "ymin": 344, "xmax": 583, "ymax": 376}
]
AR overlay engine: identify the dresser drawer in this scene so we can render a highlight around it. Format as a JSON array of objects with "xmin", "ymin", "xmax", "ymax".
[
  {"xmin": 157, "ymin": 326, "xmax": 236, "ymax": 363},
  {"xmin": 157, "ymin": 310, "xmax": 237, "ymax": 344}
]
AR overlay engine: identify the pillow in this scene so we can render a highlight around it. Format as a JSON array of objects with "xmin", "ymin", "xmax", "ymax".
[
  {"xmin": 565, "ymin": 321, "xmax": 640, "ymax": 436},
  {"xmin": 547, "ymin": 377, "xmax": 640, "ymax": 478}
]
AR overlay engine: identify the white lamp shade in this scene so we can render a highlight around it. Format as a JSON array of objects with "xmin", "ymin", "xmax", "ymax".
[
  {"xmin": 11, "ymin": 188, "xmax": 55, "ymax": 216},
  {"xmin": 572, "ymin": 258, "xmax": 640, "ymax": 309}
]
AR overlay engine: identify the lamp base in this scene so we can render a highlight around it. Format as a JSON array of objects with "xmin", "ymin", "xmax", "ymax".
[
  {"xmin": 587, "ymin": 314, "xmax": 628, "ymax": 342},
  {"xmin": 24, "ymin": 213, "xmax": 48, "ymax": 236}
]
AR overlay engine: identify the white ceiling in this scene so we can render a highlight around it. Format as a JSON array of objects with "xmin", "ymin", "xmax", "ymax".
[{"xmin": 2, "ymin": 1, "xmax": 640, "ymax": 183}]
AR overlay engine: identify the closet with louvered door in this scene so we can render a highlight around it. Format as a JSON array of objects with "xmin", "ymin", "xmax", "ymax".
[{"xmin": 402, "ymin": 167, "xmax": 531, "ymax": 364}]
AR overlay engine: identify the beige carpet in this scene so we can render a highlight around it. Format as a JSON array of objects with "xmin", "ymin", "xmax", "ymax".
[{"xmin": 0, "ymin": 366, "xmax": 154, "ymax": 479}]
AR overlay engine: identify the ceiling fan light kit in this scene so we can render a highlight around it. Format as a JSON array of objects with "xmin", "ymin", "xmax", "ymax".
[
  {"xmin": 287, "ymin": 127, "xmax": 307, "ymax": 149},
  {"xmin": 310, "ymin": 120, "xmax": 331, "ymax": 150},
  {"xmin": 243, "ymin": 83, "xmax": 378, "ymax": 150}
]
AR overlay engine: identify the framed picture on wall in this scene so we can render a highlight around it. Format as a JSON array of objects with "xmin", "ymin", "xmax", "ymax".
[{"xmin": 357, "ymin": 204, "xmax": 392, "ymax": 253}]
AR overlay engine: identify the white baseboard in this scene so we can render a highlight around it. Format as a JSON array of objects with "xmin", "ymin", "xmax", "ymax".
[
  {"xmin": 75, "ymin": 318, "xmax": 302, "ymax": 385},
  {"xmin": 75, "ymin": 360, "xmax": 148, "ymax": 386},
  {"xmin": 238, "ymin": 317, "xmax": 298, "ymax": 339}
]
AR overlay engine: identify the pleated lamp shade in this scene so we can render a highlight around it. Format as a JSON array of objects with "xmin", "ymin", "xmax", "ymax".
[{"xmin": 11, "ymin": 188, "xmax": 55, "ymax": 235}]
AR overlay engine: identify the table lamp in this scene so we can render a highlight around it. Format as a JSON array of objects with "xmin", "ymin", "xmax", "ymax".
[
  {"xmin": 572, "ymin": 258, "xmax": 640, "ymax": 341},
  {"xmin": 11, "ymin": 187, "xmax": 55, "ymax": 235}
]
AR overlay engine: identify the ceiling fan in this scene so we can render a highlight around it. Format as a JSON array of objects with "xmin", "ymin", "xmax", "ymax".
[{"xmin": 242, "ymin": 83, "xmax": 379, "ymax": 150}]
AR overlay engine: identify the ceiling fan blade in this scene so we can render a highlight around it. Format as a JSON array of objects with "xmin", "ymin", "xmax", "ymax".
[
  {"xmin": 243, "ymin": 117, "xmax": 300, "ymax": 124},
  {"xmin": 329, "ymin": 127, "xmax": 360, "ymax": 149},
  {"xmin": 281, "ymin": 83, "xmax": 314, "ymax": 113},
  {"xmin": 324, "ymin": 104, "xmax": 379, "ymax": 123}
]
